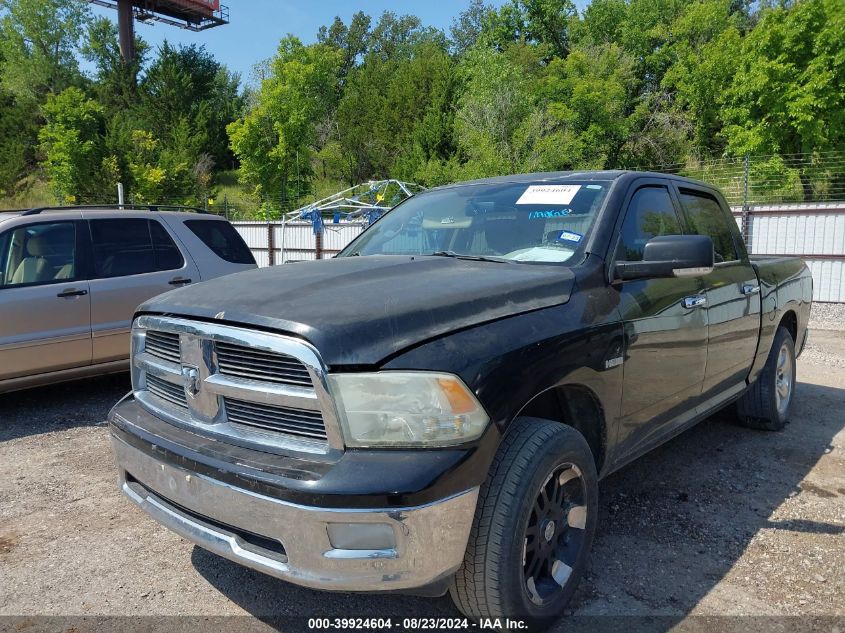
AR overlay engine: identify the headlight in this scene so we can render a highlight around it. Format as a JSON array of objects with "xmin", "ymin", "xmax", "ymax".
[{"xmin": 328, "ymin": 372, "xmax": 490, "ymax": 447}]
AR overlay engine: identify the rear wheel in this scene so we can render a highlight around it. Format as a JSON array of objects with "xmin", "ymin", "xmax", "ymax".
[
  {"xmin": 449, "ymin": 418, "xmax": 598, "ymax": 626},
  {"xmin": 736, "ymin": 326, "xmax": 796, "ymax": 431}
]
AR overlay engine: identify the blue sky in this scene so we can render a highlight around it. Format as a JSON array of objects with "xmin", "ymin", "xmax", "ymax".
[{"xmin": 88, "ymin": 0, "xmax": 588, "ymax": 84}]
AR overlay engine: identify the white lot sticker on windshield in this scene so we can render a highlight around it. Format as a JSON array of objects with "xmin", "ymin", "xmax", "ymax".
[{"xmin": 516, "ymin": 184, "xmax": 581, "ymax": 205}]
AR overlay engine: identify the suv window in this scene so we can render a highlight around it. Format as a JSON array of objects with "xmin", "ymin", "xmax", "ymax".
[
  {"xmin": 184, "ymin": 219, "xmax": 254, "ymax": 264},
  {"xmin": 150, "ymin": 220, "xmax": 184, "ymax": 271},
  {"xmin": 678, "ymin": 189, "xmax": 738, "ymax": 263},
  {"xmin": 616, "ymin": 186, "xmax": 682, "ymax": 262},
  {"xmin": 90, "ymin": 218, "xmax": 183, "ymax": 278},
  {"xmin": 0, "ymin": 222, "xmax": 77, "ymax": 287}
]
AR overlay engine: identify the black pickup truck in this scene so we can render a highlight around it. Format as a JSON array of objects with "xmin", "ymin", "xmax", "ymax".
[{"xmin": 109, "ymin": 171, "xmax": 811, "ymax": 625}]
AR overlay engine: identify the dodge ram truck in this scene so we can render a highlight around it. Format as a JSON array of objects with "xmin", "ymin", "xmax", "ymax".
[{"xmin": 108, "ymin": 171, "xmax": 812, "ymax": 625}]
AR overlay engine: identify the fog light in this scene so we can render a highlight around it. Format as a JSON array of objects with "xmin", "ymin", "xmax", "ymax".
[{"xmin": 326, "ymin": 523, "xmax": 396, "ymax": 550}]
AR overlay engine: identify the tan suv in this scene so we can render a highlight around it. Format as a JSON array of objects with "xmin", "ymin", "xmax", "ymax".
[{"xmin": 0, "ymin": 205, "xmax": 256, "ymax": 394}]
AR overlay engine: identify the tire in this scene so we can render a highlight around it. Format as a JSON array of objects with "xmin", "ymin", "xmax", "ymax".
[
  {"xmin": 449, "ymin": 417, "xmax": 598, "ymax": 627},
  {"xmin": 736, "ymin": 326, "xmax": 796, "ymax": 431}
]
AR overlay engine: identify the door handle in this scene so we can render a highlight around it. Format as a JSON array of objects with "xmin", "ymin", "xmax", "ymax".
[
  {"xmin": 742, "ymin": 284, "xmax": 760, "ymax": 296},
  {"xmin": 683, "ymin": 295, "xmax": 707, "ymax": 309},
  {"xmin": 169, "ymin": 277, "xmax": 192, "ymax": 286},
  {"xmin": 57, "ymin": 288, "xmax": 88, "ymax": 298}
]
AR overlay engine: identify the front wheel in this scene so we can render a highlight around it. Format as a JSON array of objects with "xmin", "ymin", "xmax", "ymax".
[
  {"xmin": 449, "ymin": 418, "xmax": 598, "ymax": 626},
  {"xmin": 736, "ymin": 325, "xmax": 796, "ymax": 431}
]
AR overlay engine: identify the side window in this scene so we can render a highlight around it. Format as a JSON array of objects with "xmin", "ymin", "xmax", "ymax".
[
  {"xmin": 0, "ymin": 222, "xmax": 77, "ymax": 287},
  {"xmin": 183, "ymin": 219, "xmax": 255, "ymax": 265},
  {"xmin": 150, "ymin": 220, "xmax": 184, "ymax": 271},
  {"xmin": 90, "ymin": 218, "xmax": 156, "ymax": 278},
  {"xmin": 616, "ymin": 186, "xmax": 682, "ymax": 262},
  {"xmin": 678, "ymin": 190, "xmax": 738, "ymax": 263}
]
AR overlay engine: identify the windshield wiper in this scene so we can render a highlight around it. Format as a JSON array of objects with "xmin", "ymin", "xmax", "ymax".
[{"xmin": 429, "ymin": 250, "xmax": 512, "ymax": 264}]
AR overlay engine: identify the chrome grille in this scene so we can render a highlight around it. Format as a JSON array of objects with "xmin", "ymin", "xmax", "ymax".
[
  {"xmin": 132, "ymin": 316, "xmax": 341, "ymax": 456},
  {"xmin": 216, "ymin": 342, "xmax": 312, "ymax": 387},
  {"xmin": 146, "ymin": 374, "xmax": 188, "ymax": 410},
  {"xmin": 225, "ymin": 398, "xmax": 328, "ymax": 441},
  {"xmin": 144, "ymin": 331, "xmax": 181, "ymax": 364}
]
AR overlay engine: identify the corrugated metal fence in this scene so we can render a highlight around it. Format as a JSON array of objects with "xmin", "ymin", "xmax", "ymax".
[
  {"xmin": 233, "ymin": 202, "xmax": 845, "ymax": 302},
  {"xmin": 231, "ymin": 221, "xmax": 366, "ymax": 267},
  {"xmin": 733, "ymin": 203, "xmax": 845, "ymax": 303}
]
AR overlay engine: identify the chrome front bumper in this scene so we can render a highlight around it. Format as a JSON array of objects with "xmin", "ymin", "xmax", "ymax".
[{"xmin": 111, "ymin": 435, "xmax": 478, "ymax": 592}]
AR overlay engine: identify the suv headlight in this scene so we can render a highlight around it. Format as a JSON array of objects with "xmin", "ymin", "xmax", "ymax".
[{"xmin": 328, "ymin": 372, "xmax": 490, "ymax": 447}]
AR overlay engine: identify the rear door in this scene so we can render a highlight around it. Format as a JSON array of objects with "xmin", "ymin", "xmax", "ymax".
[
  {"xmin": 611, "ymin": 180, "xmax": 709, "ymax": 455},
  {"xmin": 673, "ymin": 183, "xmax": 761, "ymax": 400},
  {"xmin": 0, "ymin": 219, "xmax": 92, "ymax": 381},
  {"xmin": 86, "ymin": 215, "xmax": 199, "ymax": 363}
]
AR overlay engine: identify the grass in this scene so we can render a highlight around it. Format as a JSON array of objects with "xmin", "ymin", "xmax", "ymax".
[
  {"xmin": 0, "ymin": 175, "xmax": 55, "ymax": 210},
  {"xmin": 213, "ymin": 171, "xmax": 353, "ymax": 220},
  {"xmin": 213, "ymin": 170, "xmax": 260, "ymax": 219}
]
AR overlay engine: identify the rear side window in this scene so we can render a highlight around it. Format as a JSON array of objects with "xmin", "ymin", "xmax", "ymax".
[
  {"xmin": 150, "ymin": 220, "xmax": 184, "ymax": 271},
  {"xmin": 679, "ymin": 190, "xmax": 738, "ymax": 263},
  {"xmin": 90, "ymin": 218, "xmax": 183, "ymax": 278},
  {"xmin": 184, "ymin": 219, "xmax": 254, "ymax": 264},
  {"xmin": 616, "ymin": 186, "xmax": 683, "ymax": 262}
]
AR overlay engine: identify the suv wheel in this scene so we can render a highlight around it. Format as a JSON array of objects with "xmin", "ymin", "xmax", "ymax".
[
  {"xmin": 736, "ymin": 325, "xmax": 796, "ymax": 431},
  {"xmin": 449, "ymin": 417, "xmax": 598, "ymax": 626}
]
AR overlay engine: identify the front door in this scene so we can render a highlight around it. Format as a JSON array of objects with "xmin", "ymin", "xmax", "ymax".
[
  {"xmin": 0, "ymin": 220, "xmax": 92, "ymax": 381},
  {"xmin": 612, "ymin": 182, "xmax": 709, "ymax": 456}
]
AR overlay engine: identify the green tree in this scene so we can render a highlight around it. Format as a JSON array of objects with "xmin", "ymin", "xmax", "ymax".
[
  {"xmin": 660, "ymin": 0, "xmax": 743, "ymax": 155},
  {"xmin": 721, "ymin": 0, "xmax": 845, "ymax": 157},
  {"xmin": 141, "ymin": 42, "xmax": 240, "ymax": 167},
  {"xmin": 124, "ymin": 126, "xmax": 205, "ymax": 204},
  {"xmin": 452, "ymin": 44, "xmax": 544, "ymax": 176},
  {"xmin": 83, "ymin": 17, "xmax": 148, "ymax": 112},
  {"xmin": 485, "ymin": 0, "xmax": 577, "ymax": 58},
  {"xmin": 367, "ymin": 11, "xmax": 446, "ymax": 61},
  {"xmin": 38, "ymin": 87, "xmax": 113, "ymax": 202},
  {"xmin": 541, "ymin": 42, "xmax": 638, "ymax": 169},
  {"xmin": 0, "ymin": 87, "xmax": 37, "ymax": 194},
  {"xmin": 572, "ymin": 0, "xmax": 627, "ymax": 45},
  {"xmin": 335, "ymin": 37, "xmax": 456, "ymax": 184},
  {"xmin": 618, "ymin": 0, "xmax": 687, "ymax": 92},
  {"xmin": 0, "ymin": 0, "xmax": 90, "ymax": 101},
  {"xmin": 227, "ymin": 36, "xmax": 342, "ymax": 210},
  {"xmin": 450, "ymin": 0, "xmax": 495, "ymax": 55},
  {"xmin": 317, "ymin": 11, "xmax": 371, "ymax": 84}
]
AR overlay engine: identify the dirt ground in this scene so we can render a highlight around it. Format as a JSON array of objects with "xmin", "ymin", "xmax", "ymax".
[{"xmin": 1, "ymin": 332, "xmax": 843, "ymax": 631}]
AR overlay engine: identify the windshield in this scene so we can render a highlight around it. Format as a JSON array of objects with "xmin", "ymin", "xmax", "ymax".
[{"xmin": 341, "ymin": 180, "xmax": 610, "ymax": 263}]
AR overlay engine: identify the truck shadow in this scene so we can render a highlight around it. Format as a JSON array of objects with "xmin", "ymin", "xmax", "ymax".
[
  {"xmin": 0, "ymin": 373, "xmax": 129, "ymax": 442},
  {"xmin": 191, "ymin": 378, "xmax": 845, "ymax": 628}
]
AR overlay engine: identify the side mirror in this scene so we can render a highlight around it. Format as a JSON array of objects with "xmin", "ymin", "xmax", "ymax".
[{"xmin": 615, "ymin": 235, "xmax": 714, "ymax": 281}]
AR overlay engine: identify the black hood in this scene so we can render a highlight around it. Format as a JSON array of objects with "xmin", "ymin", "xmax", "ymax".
[{"xmin": 138, "ymin": 255, "xmax": 575, "ymax": 366}]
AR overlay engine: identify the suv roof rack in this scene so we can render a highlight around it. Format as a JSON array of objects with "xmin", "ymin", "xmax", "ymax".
[{"xmin": 21, "ymin": 204, "xmax": 213, "ymax": 216}]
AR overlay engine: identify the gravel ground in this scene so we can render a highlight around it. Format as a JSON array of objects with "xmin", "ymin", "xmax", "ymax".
[
  {"xmin": 1, "ymin": 332, "xmax": 844, "ymax": 631},
  {"xmin": 809, "ymin": 302, "xmax": 845, "ymax": 330}
]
